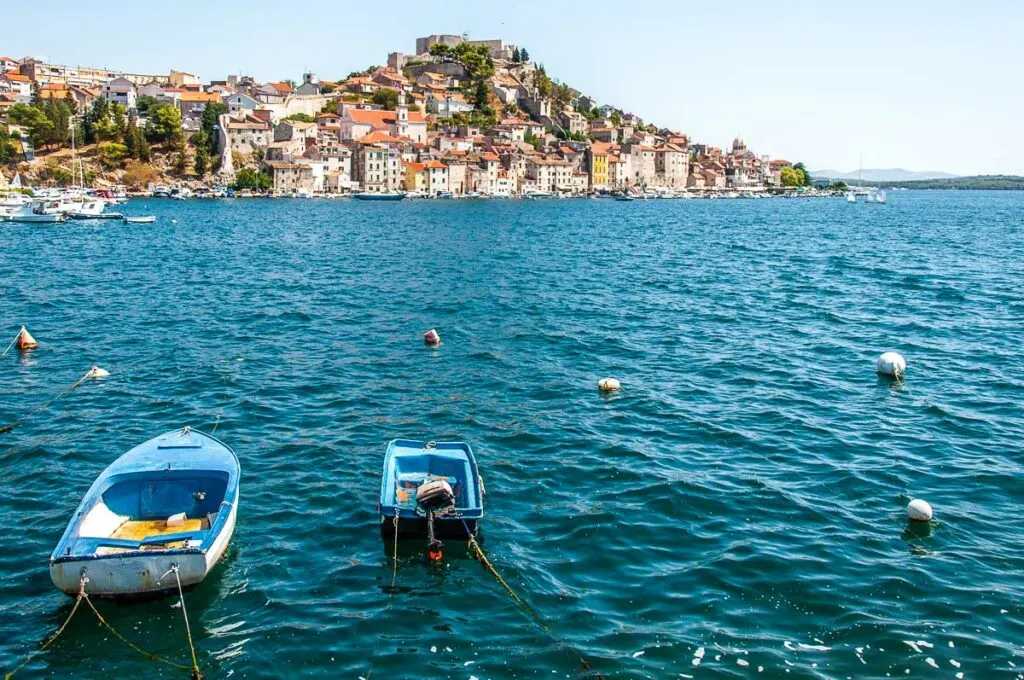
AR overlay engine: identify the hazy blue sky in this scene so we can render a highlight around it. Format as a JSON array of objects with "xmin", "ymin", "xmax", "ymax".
[{"xmin": 5, "ymin": 1, "xmax": 1021, "ymax": 174}]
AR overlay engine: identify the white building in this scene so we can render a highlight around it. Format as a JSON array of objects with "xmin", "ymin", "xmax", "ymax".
[{"xmin": 104, "ymin": 76, "xmax": 137, "ymax": 109}]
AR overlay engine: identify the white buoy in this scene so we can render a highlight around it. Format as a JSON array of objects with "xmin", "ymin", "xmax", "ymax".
[
  {"xmin": 598, "ymin": 377, "xmax": 621, "ymax": 392},
  {"xmin": 877, "ymin": 352, "xmax": 907, "ymax": 378},
  {"xmin": 907, "ymin": 499, "xmax": 933, "ymax": 522},
  {"xmin": 87, "ymin": 365, "xmax": 110, "ymax": 379},
  {"xmin": 424, "ymin": 329, "xmax": 441, "ymax": 346}
]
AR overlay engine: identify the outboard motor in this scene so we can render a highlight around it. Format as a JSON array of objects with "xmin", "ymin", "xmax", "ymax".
[{"xmin": 416, "ymin": 480, "xmax": 455, "ymax": 562}]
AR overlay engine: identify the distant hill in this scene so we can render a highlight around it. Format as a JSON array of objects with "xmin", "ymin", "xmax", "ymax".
[
  {"xmin": 870, "ymin": 175, "xmax": 1024, "ymax": 190},
  {"xmin": 812, "ymin": 168, "xmax": 959, "ymax": 182}
]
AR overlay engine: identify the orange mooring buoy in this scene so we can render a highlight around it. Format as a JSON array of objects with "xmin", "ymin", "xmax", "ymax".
[
  {"xmin": 15, "ymin": 325, "xmax": 38, "ymax": 350},
  {"xmin": 424, "ymin": 329, "xmax": 441, "ymax": 346}
]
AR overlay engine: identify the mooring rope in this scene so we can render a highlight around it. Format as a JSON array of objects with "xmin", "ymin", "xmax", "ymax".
[
  {"xmin": 0, "ymin": 368, "xmax": 99, "ymax": 436},
  {"xmin": 3, "ymin": 584, "xmax": 84, "ymax": 679},
  {"xmin": 82, "ymin": 589, "xmax": 192, "ymax": 672},
  {"xmin": 459, "ymin": 519, "xmax": 606, "ymax": 679},
  {"xmin": 0, "ymin": 332, "xmax": 19, "ymax": 360},
  {"xmin": 4, "ymin": 575, "xmax": 197, "ymax": 678},
  {"xmin": 170, "ymin": 566, "xmax": 204, "ymax": 680},
  {"xmin": 365, "ymin": 508, "xmax": 402, "ymax": 680}
]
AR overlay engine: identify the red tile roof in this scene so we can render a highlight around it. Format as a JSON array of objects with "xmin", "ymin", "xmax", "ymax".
[
  {"xmin": 346, "ymin": 108, "xmax": 425, "ymax": 126},
  {"xmin": 357, "ymin": 130, "xmax": 404, "ymax": 144}
]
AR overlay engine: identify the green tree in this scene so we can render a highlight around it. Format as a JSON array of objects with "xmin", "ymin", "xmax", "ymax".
[
  {"xmin": 321, "ymin": 83, "xmax": 336, "ymax": 94},
  {"xmin": 429, "ymin": 43, "xmax": 453, "ymax": 58},
  {"xmin": 780, "ymin": 166, "xmax": 801, "ymax": 187},
  {"xmin": 532, "ymin": 65, "xmax": 552, "ymax": 98},
  {"xmin": 110, "ymin": 103, "xmax": 127, "ymax": 139},
  {"xmin": 231, "ymin": 167, "xmax": 271, "ymax": 191},
  {"xmin": 136, "ymin": 94, "xmax": 160, "ymax": 116},
  {"xmin": 83, "ymin": 96, "xmax": 110, "ymax": 143},
  {"xmin": 0, "ymin": 129, "xmax": 20, "ymax": 164},
  {"xmin": 793, "ymin": 162, "xmax": 811, "ymax": 186},
  {"xmin": 610, "ymin": 111, "xmax": 621, "ymax": 126},
  {"xmin": 200, "ymin": 102, "xmax": 228, "ymax": 154},
  {"xmin": 40, "ymin": 99, "xmax": 72, "ymax": 148},
  {"xmin": 371, "ymin": 89, "xmax": 398, "ymax": 109},
  {"xmin": 512, "ymin": 47, "xmax": 521, "ymax": 63},
  {"xmin": 124, "ymin": 113, "xmax": 138, "ymax": 158},
  {"xmin": 519, "ymin": 48, "xmax": 529, "ymax": 62},
  {"xmin": 97, "ymin": 141, "xmax": 128, "ymax": 169},
  {"xmin": 145, "ymin": 104, "xmax": 183, "ymax": 143},
  {"xmin": 283, "ymin": 112, "xmax": 315, "ymax": 123},
  {"xmin": 473, "ymin": 78, "xmax": 492, "ymax": 116},
  {"xmin": 194, "ymin": 146, "xmax": 209, "ymax": 177},
  {"xmin": 8, "ymin": 103, "xmax": 53, "ymax": 149}
]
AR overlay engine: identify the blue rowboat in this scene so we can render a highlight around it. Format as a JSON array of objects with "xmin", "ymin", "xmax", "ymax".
[
  {"xmin": 49, "ymin": 427, "xmax": 239, "ymax": 598},
  {"xmin": 351, "ymin": 192, "xmax": 405, "ymax": 201},
  {"xmin": 378, "ymin": 440, "xmax": 483, "ymax": 541}
]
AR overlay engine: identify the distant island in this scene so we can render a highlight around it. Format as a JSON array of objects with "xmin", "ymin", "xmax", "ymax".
[{"xmin": 866, "ymin": 175, "xmax": 1024, "ymax": 191}]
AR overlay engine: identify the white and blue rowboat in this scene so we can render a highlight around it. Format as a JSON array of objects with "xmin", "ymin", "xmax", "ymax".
[
  {"xmin": 378, "ymin": 440, "xmax": 483, "ymax": 542},
  {"xmin": 50, "ymin": 427, "xmax": 239, "ymax": 598}
]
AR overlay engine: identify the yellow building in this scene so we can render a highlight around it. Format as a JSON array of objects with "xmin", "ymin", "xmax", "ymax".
[
  {"xmin": 404, "ymin": 162, "xmax": 427, "ymax": 193},
  {"xmin": 589, "ymin": 141, "xmax": 612, "ymax": 190}
]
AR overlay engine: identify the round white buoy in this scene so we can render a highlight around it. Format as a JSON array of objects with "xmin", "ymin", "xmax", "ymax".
[
  {"xmin": 424, "ymin": 329, "xmax": 441, "ymax": 346},
  {"xmin": 598, "ymin": 377, "xmax": 621, "ymax": 392},
  {"xmin": 87, "ymin": 365, "xmax": 110, "ymax": 379},
  {"xmin": 877, "ymin": 352, "xmax": 907, "ymax": 378},
  {"xmin": 171, "ymin": 219, "xmax": 178, "ymax": 224},
  {"xmin": 907, "ymin": 499, "xmax": 933, "ymax": 522}
]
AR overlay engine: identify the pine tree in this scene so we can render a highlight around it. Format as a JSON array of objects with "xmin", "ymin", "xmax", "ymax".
[
  {"xmin": 124, "ymin": 113, "xmax": 138, "ymax": 158},
  {"xmin": 137, "ymin": 128, "xmax": 151, "ymax": 162},
  {"xmin": 519, "ymin": 48, "xmax": 529, "ymax": 63},
  {"xmin": 512, "ymin": 47, "xmax": 521, "ymax": 63},
  {"xmin": 194, "ymin": 147, "xmax": 209, "ymax": 177}
]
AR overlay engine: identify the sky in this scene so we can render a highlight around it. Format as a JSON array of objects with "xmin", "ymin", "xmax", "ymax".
[{"xmin": 4, "ymin": 0, "xmax": 1022, "ymax": 175}]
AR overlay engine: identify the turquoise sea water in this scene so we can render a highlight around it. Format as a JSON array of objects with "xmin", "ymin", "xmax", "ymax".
[{"xmin": 1, "ymin": 192, "xmax": 1022, "ymax": 679}]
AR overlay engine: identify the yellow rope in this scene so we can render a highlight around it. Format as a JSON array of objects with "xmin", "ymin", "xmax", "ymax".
[
  {"xmin": 171, "ymin": 567, "xmax": 204, "ymax": 680},
  {"xmin": 465, "ymin": 533, "xmax": 606, "ymax": 679},
  {"xmin": 4, "ymin": 592, "xmax": 83, "ymax": 679},
  {"xmin": 82, "ymin": 592, "xmax": 192, "ymax": 672}
]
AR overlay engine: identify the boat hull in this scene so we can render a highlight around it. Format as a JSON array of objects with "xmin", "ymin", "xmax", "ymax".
[
  {"xmin": 352, "ymin": 193, "xmax": 405, "ymax": 201},
  {"xmin": 50, "ymin": 501, "xmax": 236, "ymax": 598},
  {"xmin": 379, "ymin": 514, "xmax": 477, "ymax": 541}
]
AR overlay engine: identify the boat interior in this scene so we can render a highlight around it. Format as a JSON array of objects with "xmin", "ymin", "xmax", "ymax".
[
  {"xmin": 389, "ymin": 454, "xmax": 473, "ymax": 511},
  {"xmin": 73, "ymin": 471, "xmax": 229, "ymax": 556}
]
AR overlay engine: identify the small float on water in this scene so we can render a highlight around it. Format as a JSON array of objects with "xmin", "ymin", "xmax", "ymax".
[
  {"xmin": 378, "ymin": 440, "xmax": 483, "ymax": 546},
  {"xmin": 50, "ymin": 427, "xmax": 239, "ymax": 598}
]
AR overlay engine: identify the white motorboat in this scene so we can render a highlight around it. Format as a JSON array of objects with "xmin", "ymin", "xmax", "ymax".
[{"xmin": 3, "ymin": 202, "xmax": 68, "ymax": 223}]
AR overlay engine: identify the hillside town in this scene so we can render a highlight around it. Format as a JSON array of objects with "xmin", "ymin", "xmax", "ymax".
[{"xmin": 0, "ymin": 36, "xmax": 815, "ymax": 197}]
